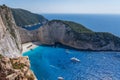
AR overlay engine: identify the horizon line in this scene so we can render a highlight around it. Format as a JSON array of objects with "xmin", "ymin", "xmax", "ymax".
[{"xmin": 40, "ymin": 13, "xmax": 120, "ymax": 15}]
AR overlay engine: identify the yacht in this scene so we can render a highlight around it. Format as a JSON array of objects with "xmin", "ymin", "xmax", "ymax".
[
  {"xmin": 58, "ymin": 77, "xmax": 64, "ymax": 80},
  {"xmin": 70, "ymin": 57, "xmax": 80, "ymax": 62}
]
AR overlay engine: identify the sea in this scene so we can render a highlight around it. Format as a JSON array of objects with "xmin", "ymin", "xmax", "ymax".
[{"xmin": 23, "ymin": 14, "xmax": 120, "ymax": 80}]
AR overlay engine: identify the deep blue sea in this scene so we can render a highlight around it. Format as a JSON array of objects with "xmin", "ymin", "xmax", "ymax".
[
  {"xmin": 23, "ymin": 14, "xmax": 120, "ymax": 80},
  {"xmin": 42, "ymin": 14, "xmax": 120, "ymax": 37},
  {"xmin": 23, "ymin": 46, "xmax": 120, "ymax": 80}
]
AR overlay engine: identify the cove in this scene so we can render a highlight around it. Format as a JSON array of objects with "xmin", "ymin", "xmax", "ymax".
[{"xmin": 23, "ymin": 46, "xmax": 120, "ymax": 80}]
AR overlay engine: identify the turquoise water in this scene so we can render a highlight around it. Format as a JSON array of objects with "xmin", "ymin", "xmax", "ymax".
[
  {"xmin": 23, "ymin": 46, "xmax": 120, "ymax": 80},
  {"xmin": 42, "ymin": 14, "xmax": 120, "ymax": 37}
]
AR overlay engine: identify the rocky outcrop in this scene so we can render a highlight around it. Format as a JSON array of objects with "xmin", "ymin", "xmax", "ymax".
[
  {"xmin": 0, "ymin": 55, "xmax": 36, "ymax": 80},
  {"xmin": 0, "ymin": 5, "xmax": 36, "ymax": 80},
  {"xmin": 38, "ymin": 20, "xmax": 120, "ymax": 51},
  {"xmin": 0, "ymin": 5, "xmax": 22, "ymax": 58}
]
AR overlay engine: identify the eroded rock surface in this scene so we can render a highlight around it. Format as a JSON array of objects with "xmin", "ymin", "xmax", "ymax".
[
  {"xmin": 0, "ymin": 5, "xmax": 22, "ymax": 58},
  {"xmin": 0, "ymin": 55, "xmax": 36, "ymax": 80}
]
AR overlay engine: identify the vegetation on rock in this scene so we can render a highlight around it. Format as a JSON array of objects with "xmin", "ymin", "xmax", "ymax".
[
  {"xmin": 10, "ymin": 59, "xmax": 26, "ymax": 69},
  {"xmin": 49, "ymin": 20, "xmax": 93, "ymax": 33},
  {"xmin": 11, "ymin": 8, "xmax": 48, "ymax": 26},
  {"xmin": 0, "ymin": 55, "xmax": 36, "ymax": 80}
]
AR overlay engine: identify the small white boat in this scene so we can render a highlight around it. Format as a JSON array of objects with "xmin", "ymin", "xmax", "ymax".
[
  {"xmin": 58, "ymin": 77, "xmax": 64, "ymax": 80},
  {"xmin": 70, "ymin": 57, "xmax": 80, "ymax": 62}
]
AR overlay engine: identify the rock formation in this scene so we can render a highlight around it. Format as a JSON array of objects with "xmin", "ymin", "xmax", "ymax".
[
  {"xmin": 0, "ymin": 5, "xmax": 36, "ymax": 80},
  {"xmin": 0, "ymin": 5, "xmax": 22, "ymax": 58},
  {"xmin": 18, "ymin": 27, "xmax": 39, "ymax": 44},
  {"xmin": 0, "ymin": 55, "xmax": 36, "ymax": 80},
  {"xmin": 38, "ymin": 20, "xmax": 120, "ymax": 51}
]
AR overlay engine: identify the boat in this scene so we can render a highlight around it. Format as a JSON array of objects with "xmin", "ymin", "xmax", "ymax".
[
  {"xmin": 58, "ymin": 77, "xmax": 64, "ymax": 80},
  {"xmin": 70, "ymin": 57, "xmax": 80, "ymax": 62}
]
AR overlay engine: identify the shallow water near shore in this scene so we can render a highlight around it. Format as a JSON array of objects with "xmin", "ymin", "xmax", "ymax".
[{"xmin": 23, "ymin": 46, "xmax": 120, "ymax": 80}]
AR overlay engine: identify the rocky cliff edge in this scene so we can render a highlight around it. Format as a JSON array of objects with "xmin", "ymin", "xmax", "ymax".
[
  {"xmin": 0, "ymin": 54, "xmax": 36, "ymax": 80},
  {"xmin": 0, "ymin": 5, "xmax": 36, "ymax": 80},
  {"xmin": 0, "ymin": 5, "xmax": 22, "ymax": 58}
]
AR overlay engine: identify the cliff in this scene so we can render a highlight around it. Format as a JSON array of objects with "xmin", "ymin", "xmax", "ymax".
[
  {"xmin": 38, "ymin": 20, "xmax": 120, "ymax": 51},
  {"xmin": 18, "ymin": 27, "xmax": 39, "ymax": 44},
  {"xmin": 0, "ymin": 5, "xmax": 22, "ymax": 58},
  {"xmin": 11, "ymin": 8, "xmax": 48, "ymax": 27},
  {"xmin": 0, "ymin": 5, "xmax": 36, "ymax": 80}
]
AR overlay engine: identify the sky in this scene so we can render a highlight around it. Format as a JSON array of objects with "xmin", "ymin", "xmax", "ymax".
[{"xmin": 0, "ymin": 0, "xmax": 120, "ymax": 14}]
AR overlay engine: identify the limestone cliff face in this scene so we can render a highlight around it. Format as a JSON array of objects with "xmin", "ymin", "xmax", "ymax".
[
  {"xmin": 0, "ymin": 6, "xmax": 22, "ymax": 58},
  {"xmin": 38, "ymin": 20, "xmax": 120, "ymax": 51},
  {"xmin": 0, "ymin": 5, "xmax": 36, "ymax": 80},
  {"xmin": 38, "ymin": 20, "xmax": 67, "ymax": 45},
  {"xmin": 18, "ymin": 27, "xmax": 39, "ymax": 44}
]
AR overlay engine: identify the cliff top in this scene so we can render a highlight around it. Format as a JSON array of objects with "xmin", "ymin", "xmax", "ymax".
[{"xmin": 48, "ymin": 20, "xmax": 93, "ymax": 33}]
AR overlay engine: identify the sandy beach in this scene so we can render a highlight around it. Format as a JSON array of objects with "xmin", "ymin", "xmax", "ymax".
[{"xmin": 22, "ymin": 42, "xmax": 41, "ymax": 53}]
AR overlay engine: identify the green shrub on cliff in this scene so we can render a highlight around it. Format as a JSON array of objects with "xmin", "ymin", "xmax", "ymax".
[
  {"xmin": 10, "ymin": 59, "xmax": 26, "ymax": 69},
  {"xmin": 49, "ymin": 20, "xmax": 93, "ymax": 33},
  {"xmin": 63, "ymin": 21, "xmax": 93, "ymax": 33}
]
